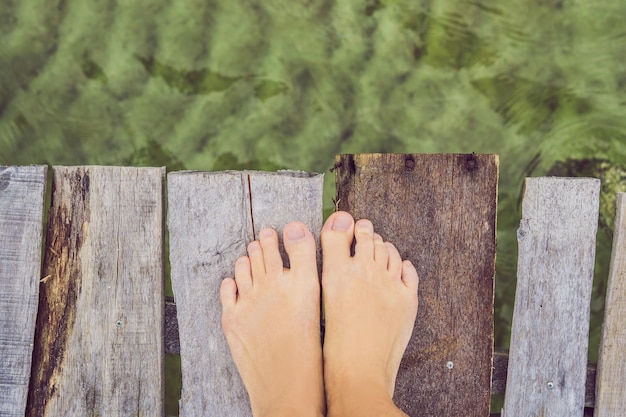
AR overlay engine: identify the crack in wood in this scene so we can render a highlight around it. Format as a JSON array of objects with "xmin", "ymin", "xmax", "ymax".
[{"xmin": 247, "ymin": 174, "xmax": 255, "ymax": 240}]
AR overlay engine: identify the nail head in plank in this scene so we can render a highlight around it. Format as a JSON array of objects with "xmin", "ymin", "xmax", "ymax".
[
  {"xmin": 168, "ymin": 170, "xmax": 323, "ymax": 417},
  {"xmin": 0, "ymin": 166, "xmax": 47, "ymax": 417},
  {"xmin": 335, "ymin": 153, "xmax": 498, "ymax": 417},
  {"xmin": 595, "ymin": 192, "xmax": 626, "ymax": 417},
  {"xmin": 503, "ymin": 177, "xmax": 600, "ymax": 417},
  {"xmin": 27, "ymin": 166, "xmax": 165, "ymax": 417}
]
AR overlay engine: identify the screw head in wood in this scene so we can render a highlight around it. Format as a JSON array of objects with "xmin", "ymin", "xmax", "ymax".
[
  {"xmin": 116, "ymin": 320, "xmax": 123, "ymax": 328},
  {"xmin": 547, "ymin": 381, "xmax": 554, "ymax": 389},
  {"xmin": 446, "ymin": 361, "xmax": 454, "ymax": 369}
]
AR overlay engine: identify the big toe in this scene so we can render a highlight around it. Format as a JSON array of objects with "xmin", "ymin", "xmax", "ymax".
[
  {"xmin": 321, "ymin": 211, "xmax": 355, "ymax": 264},
  {"xmin": 283, "ymin": 222, "xmax": 317, "ymax": 272}
]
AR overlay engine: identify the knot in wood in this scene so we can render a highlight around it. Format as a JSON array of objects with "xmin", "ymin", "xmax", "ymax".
[
  {"xmin": 464, "ymin": 154, "xmax": 477, "ymax": 171},
  {"xmin": 0, "ymin": 169, "xmax": 11, "ymax": 192}
]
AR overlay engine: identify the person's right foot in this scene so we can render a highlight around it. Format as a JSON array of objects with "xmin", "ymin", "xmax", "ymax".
[{"xmin": 321, "ymin": 211, "xmax": 419, "ymax": 417}]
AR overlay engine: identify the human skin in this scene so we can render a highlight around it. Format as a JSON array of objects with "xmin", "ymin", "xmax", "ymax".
[{"xmin": 220, "ymin": 212, "xmax": 418, "ymax": 417}]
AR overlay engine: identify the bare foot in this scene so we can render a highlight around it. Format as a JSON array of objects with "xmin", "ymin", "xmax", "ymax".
[
  {"xmin": 321, "ymin": 212, "xmax": 419, "ymax": 417},
  {"xmin": 220, "ymin": 223, "xmax": 325, "ymax": 417}
]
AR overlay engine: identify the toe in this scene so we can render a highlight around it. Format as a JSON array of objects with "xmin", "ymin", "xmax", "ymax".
[
  {"xmin": 401, "ymin": 260, "xmax": 419, "ymax": 291},
  {"xmin": 321, "ymin": 211, "xmax": 355, "ymax": 264},
  {"xmin": 386, "ymin": 242, "xmax": 403, "ymax": 275},
  {"xmin": 247, "ymin": 241, "xmax": 265, "ymax": 280},
  {"xmin": 234, "ymin": 256, "xmax": 253, "ymax": 294},
  {"xmin": 373, "ymin": 233, "xmax": 389, "ymax": 268},
  {"xmin": 220, "ymin": 277, "xmax": 238, "ymax": 308},
  {"xmin": 283, "ymin": 222, "xmax": 317, "ymax": 273},
  {"xmin": 259, "ymin": 228, "xmax": 284, "ymax": 276},
  {"xmin": 354, "ymin": 219, "xmax": 375, "ymax": 260}
]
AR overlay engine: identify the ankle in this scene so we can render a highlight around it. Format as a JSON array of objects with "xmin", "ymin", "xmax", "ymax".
[
  {"xmin": 327, "ymin": 392, "xmax": 402, "ymax": 417},
  {"xmin": 325, "ymin": 373, "xmax": 398, "ymax": 417},
  {"xmin": 257, "ymin": 403, "xmax": 325, "ymax": 417}
]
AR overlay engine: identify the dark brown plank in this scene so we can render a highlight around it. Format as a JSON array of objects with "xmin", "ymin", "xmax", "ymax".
[{"xmin": 335, "ymin": 153, "xmax": 498, "ymax": 417}]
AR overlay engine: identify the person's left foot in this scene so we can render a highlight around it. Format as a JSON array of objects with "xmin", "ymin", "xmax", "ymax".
[{"xmin": 220, "ymin": 222, "xmax": 325, "ymax": 417}]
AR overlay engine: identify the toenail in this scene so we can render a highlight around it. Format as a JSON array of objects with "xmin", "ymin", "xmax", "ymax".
[
  {"xmin": 332, "ymin": 214, "xmax": 352, "ymax": 231},
  {"xmin": 285, "ymin": 224, "xmax": 306, "ymax": 241},
  {"xmin": 356, "ymin": 221, "xmax": 372, "ymax": 232},
  {"xmin": 259, "ymin": 229, "xmax": 274, "ymax": 238}
]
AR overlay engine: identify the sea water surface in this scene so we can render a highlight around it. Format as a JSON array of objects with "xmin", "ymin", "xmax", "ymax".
[{"xmin": 1, "ymin": 0, "xmax": 625, "ymax": 413}]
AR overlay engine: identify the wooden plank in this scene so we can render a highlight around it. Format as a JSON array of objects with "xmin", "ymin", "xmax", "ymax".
[
  {"xmin": 0, "ymin": 166, "xmax": 47, "ymax": 417},
  {"xmin": 167, "ymin": 170, "xmax": 323, "ymax": 417},
  {"xmin": 168, "ymin": 171, "xmax": 251, "ymax": 417},
  {"xmin": 249, "ymin": 171, "xmax": 323, "ymax": 269},
  {"xmin": 27, "ymin": 166, "xmax": 165, "ymax": 417},
  {"xmin": 334, "ymin": 153, "xmax": 498, "ymax": 417},
  {"xmin": 490, "ymin": 350, "xmax": 597, "ymax": 408},
  {"xmin": 503, "ymin": 177, "xmax": 600, "ymax": 417},
  {"xmin": 595, "ymin": 192, "xmax": 626, "ymax": 416}
]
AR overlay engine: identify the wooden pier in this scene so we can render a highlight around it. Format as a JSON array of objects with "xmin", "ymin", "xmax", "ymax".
[{"xmin": 0, "ymin": 154, "xmax": 624, "ymax": 416}]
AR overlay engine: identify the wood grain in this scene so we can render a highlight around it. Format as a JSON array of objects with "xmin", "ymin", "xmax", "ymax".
[
  {"xmin": 594, "ymin": 192, "xmax": 626, "ymax": 417},
  {"xmin": 335, "ymin": 153, "xmax": 498, "ymax": 417},
  {"xmin": 27, "ymin": 166, "xmax": 165, "ymax": 417},
  {"xmin": 167, "ymin": 170, "xmax": 323, "ymax": 417},
  {"xmin": 503, "ymin": 177, "xmax": 600, "ymax": 417},
  {"xmin": 0, "ymin": 166, "xmax": 47, "ymax": 417}
]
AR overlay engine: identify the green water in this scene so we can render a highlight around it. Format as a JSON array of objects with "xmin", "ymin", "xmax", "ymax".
[{"xmin": 2, "ymin": 0, "xmax": 626, "ymax": 414}]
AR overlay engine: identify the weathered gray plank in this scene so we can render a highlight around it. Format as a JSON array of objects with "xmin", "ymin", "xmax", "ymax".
[
  {"xmin": 334, "ymin": 154, "xmax": 498, "ymax": 417},
  {"xmin": 490, "ymin": 350, "xmax": 597, "ymax": 408},
  {"xmin": 0, "ymin": 166, "xmax": 47, "ymax": 417},
  {"xmin": 168, "ymin": 171, "xmax": 251, "ymax": 417},
  {"xmin": 27, "ymin": 166, "xmax": 165, "ymax": 417},
  {"xmin": 595, "ymin": 192, "xmax": 626, "ymax": 416},
  {"xmin": 249, "ymin": 171, "xmax": 323, "ymax": 269},
  {"xmin": 168, "ymin": 170, "xmax": 323, "ymax": 417},
  {"xmin": 503, "ymin": 177, "xmax": 600, "ymax": 417}
]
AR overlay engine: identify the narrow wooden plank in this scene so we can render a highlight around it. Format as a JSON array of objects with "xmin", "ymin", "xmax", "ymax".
[
  {"xmin": 168, "ymin": 170, "xmax": 323, "ymax": 417},
  {"xmin": 27, "ymin": 166, "xmax": 165, "ymax": 417},
  {"xmin": 335, "ymin": 153, "xmax": 498, "ymax": 417},
  {"xmin": 0, "ymin": 166, "xmax": 47, "ymax": 417},
  {"xmin": 595, "ymin": 192, "xmax": 626, "ymax": 416},
  {"xmin": 503, "ymin": 177, "xmax": 600, "ymax": 417},
  {"xmin": 490, "ymin": 350, "xmax": 597, "ymax": 408},
  {"xmin": 168, "ymin": 171, "xmax": 251, "ymax": 417}
]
